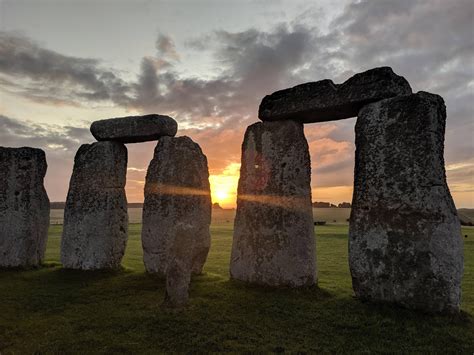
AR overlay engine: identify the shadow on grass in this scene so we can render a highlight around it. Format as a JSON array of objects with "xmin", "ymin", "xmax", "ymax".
[{"xmin": 1, "ymin": 265, "xmax": 473, "ymax": 353}]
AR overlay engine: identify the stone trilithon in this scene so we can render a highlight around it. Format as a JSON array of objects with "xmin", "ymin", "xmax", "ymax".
[{"xmin": 349, "ymin": 92, "xmax": 463, "ymax": 313}]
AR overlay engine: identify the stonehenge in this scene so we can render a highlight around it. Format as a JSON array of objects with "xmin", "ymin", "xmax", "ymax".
[
  {"xmin": 142, "ymin": 136, "xmax": 211, "ymax": 276},
  {"xmin": 0, "ymin": 66, "xmax": 464, "ymax": 313},
  {"xmin": 0, "ymin": 147, "xmax": 50, "ymax": 268},
  {"xmin": 349, "ymin": 92, "xmax": 463, "ymax": 313},
  {"xmin": 259, "ymin": 67, "xmax": 411, "ymax": 123},
  {"xmin": 58, "ymin": 113, "xmax": 211, "ymax": 308},
  {"xmin": 61, "ymin": 141, "xmax": 129, "ymax": 270},
  {"xmin": 230, "ymin": 120, "xmax": 316, "ymax": 287},
  {"xmin": 231, "ymin": 66, "xmax": 463, "ymax": 312}
]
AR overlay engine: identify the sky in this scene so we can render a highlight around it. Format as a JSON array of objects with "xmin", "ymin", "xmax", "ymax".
[{"xmin": 0, "ymin": 0, "xmax": 473, "ymax": 208}]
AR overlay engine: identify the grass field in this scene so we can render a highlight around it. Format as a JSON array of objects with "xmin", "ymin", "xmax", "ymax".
[{"xmin": 1, "ymin": 217, "xmax": 473, "ymax": 353}]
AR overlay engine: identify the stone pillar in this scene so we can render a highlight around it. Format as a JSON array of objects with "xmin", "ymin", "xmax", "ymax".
[
  {"xmin": 0, "ymin": 147, "xmax": 50, "ymax": 267},
  {"xmin": 61, "ymin": 141, "xmax": 128, "ymax": 270},
  {"xmin": 142, "ymin": 136, "xmax": 211, "ymax": 276},
  {"xmin": 349, "ymin": 91, "xmax": 463, "ymax": 313},
  {"xmin": 230, "ymin": 120, "xmax": 316, "ymax": 287}
]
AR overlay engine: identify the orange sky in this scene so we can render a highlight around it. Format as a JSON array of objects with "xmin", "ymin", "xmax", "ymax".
[{"xmin": 121, "ymin": 121, "xmax": 473, "ymax": 209}]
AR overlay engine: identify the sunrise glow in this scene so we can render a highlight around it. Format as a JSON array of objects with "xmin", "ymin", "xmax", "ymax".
[{"xmin": 209, "ymin": 163, "xmax": 240, "ymax": 208}]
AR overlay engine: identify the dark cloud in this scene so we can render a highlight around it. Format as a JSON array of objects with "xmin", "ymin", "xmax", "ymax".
[
  {"xmin": 328, "ymin": 0, "xmax": 474, "ymax": 92},
  {"xmin": 0, "ymin": 31, "xmax": 131, "ymax": 106},
  {"xmin": 134, "ymin": 56, "xmax": 161, "ymax": 109}
]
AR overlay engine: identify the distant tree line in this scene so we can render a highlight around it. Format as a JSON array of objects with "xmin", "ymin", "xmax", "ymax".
[
  {"xmin": 51, "ymin": 202, "xmax": 145, "ymax": 209},
  {"xmin": 53, "ymin": 201, "xmax": 353, "ymax": 209},
  {"xmin": 312, "ymin": 201, "xmax": 352, "ymax": 208}
]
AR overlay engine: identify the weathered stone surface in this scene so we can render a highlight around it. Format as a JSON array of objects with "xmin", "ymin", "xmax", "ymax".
[
  {"xmin": 259, "ymin": 67, "xmax": 412, "ymax": 123},
  {"xmin": 90, "ymin": 114, "xmax": 178, "ymax": 143},
  {"xmin": 0, "ymin": 147, "xmax": 50, "ymax": 267},
  {"xmin": 163, "ymin": 223, "xmax": 195, "ymax": 308},
  {"xmin": 349, "ymin": 91, "xmax": 463, "ymax": 313},
  {"xmin": 230, "ymin": 120, "xmax": 316, "ymax": 287},
  {"xmin": 142, "ymin": 136, "xmax": 211, "ymax": 276},
  {"xmin": 61, "ymin": 141, "xmax": 128, "ymax": 270}
]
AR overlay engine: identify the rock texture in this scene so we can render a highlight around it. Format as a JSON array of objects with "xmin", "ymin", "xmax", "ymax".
[
  {"xmin": 163, "ymin": 223, "xmax": 196, "ymax": 308},
  {"xmin": 61, "ymin": 141, "xmax": 128, "ymax": 270},
  {"xmin": 90, "ymin": 114, "xmax": 178, "ymax": 143},
  {"xmin": 259, "ymin": 67, "xmax": 412, "ymax": 123},
  {"xmin": 230, "ymin": 120, "xmax": 316, "ymax": 287},
  {"xmin": 142, "ymin": 136, "xmax": 211, "ymax": 276},
  {"xmin": 349, "ymin": 91, "xmax": 463, "ymax": 313},
  {"xmin": 0, "ymin": 147, "xmax": 50, "ymax": 267}
]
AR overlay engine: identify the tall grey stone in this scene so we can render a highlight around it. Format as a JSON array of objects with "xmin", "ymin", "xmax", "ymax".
[
  {"xmin": 0, "ymin": 147, "xmax": 49, "ymax": 268},
  {"xmin": 90, "ymin": 114, "xmax": 177, "ymax": 143},
  {"xmin": 230, "ymin": 120, "xmax": 316, "ymax": 287},
  {"xmin": 259, "ymin": 67, "xmax": 412, "ymax": 123},
  {"xmin": 349, "ymin": 91, "xmax": 463, "ymax": 313},
  {"xmin": 61, "ymin": 141, "xmax": 128, "ymax": 270},
  {"xmin": 142, "ymin": 136, "xmax": 211, "ymax": 276}
]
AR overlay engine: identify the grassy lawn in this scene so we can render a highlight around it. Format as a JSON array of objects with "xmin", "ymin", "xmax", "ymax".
[{"xmin": 1, "ymin": 222, "xmax": 473, "ymax": 353}]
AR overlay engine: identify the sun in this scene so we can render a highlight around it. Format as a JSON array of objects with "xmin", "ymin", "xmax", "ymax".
[
  {"xmin": 209, "ymin": 163, "xmax": 240, "ymax": 208},
  {"xmin": 214, "ymin": 188, "xmax": 229, "ymax": 201}
]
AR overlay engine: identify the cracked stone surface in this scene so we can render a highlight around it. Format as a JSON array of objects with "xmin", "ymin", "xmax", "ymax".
[
  {"xmin": 349, "ymin": 91, "xmax": 463, "ymax": 313},
  {"xmin": 142, "ymin": 136, "xmax": 211, "ymax": 276},
  {"xmin": 61, "ymin": 141, "xmax": 128, "ymax": 270},
  {"xmin": 259, "ymin": 67, "xmax": 412, "ymax": 123},
  {"xmin": 0, "ymin": 147, "xmax": 50, "ymax": 268},
  {"xmin": 230, "ymin": 120, "xmax": 316, "ymax": 287},
  {"xmin": 163, "ymin": 223, "xmax": 196, "ymax": 308},
  {"xmin": 90, "ymin": 114, "xmax": 178, "ymax": 143}
]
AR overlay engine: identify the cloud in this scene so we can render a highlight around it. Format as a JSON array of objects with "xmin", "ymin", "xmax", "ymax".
[
  {"xmin": 0, "ymin": 31, "xmax": 131, "ymax": 106},
  {"xmin": 0, "ymin": 114, "xmax": 91, "ymax": 150},
  {"xmin": 1, "ymin": 0, "xmax": 473, "ymax": 205},
  {"xmin": 156, "ymin": 34, "xmax": 180, "ymax": 61}
]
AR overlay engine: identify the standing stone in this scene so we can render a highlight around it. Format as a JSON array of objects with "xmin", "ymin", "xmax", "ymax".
[
  {"xmin": 90, "ymin": 114, "xmax": 178, "ymax": 143},
  {"xmin": 142, "ymin": 136, "xmax": 211, "ymax": 276},
  {"xmin": 259, "ymin": 67, "xmax": 412, "ymax": 123},
  {"xmin": 349, "ymin": 91, "xmax": 463, "ymax": 313},
  {"xmin": 230, "ymin": 120, "xmax": 316, "ymax": 287},
  {"xmin": 163, "ymin": 223, "xmax": 196, "ymax": 308},
  {"xmin": 0, "ymin": 147, "xmax": 49, "ymax": 267},
  {"xmin": 61, "ymin": 141, "xmax": 128, "ymax": 270}
]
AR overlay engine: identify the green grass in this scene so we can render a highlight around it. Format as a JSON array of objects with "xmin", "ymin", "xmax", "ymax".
[{"xmin": 1, "ymin": 223, "xmax": 473, "ymax": 353}]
